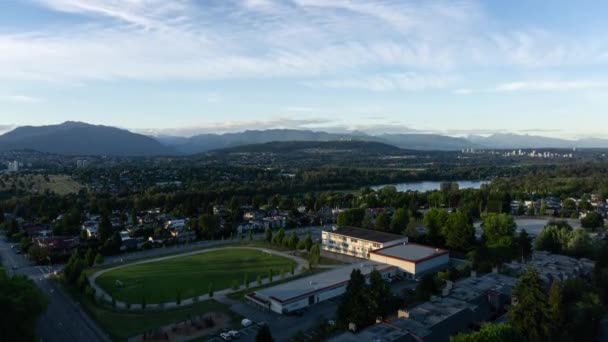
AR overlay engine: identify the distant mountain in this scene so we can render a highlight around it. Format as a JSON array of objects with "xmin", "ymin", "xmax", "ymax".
[
  {"xmin": 469, "ymin": 133, "xmax": 608, "ymax": 149},
  {"xmin": 377, "ymin": 134, "xmax": 479, "ymax": 150},
  {"xmin": 210, "ymin": 140, "xmax": 405, "ymax": 155},
  {"xmin": 162, "ymin": 129, "xmax": 478, "ymax": 154},
  {"xmin": 0, "ymin": 121, "xmax": 174, "ymax": 156}
]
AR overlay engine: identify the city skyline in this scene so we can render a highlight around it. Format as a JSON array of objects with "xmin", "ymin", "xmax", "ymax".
[{"xmin": 2, "ymin": 0, "xmax": 608, "ymax": 138}]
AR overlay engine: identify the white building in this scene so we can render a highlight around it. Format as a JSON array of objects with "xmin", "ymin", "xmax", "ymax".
[
  {"xmin": 7, "ymin": 160, "xmax": 19, "ymax": 172},
  {"xmin": 247, "ymin": 261, "xmax": 396, "ymax": 314},
  {"xmin": 322, "ymin": 226, "xmax": 409, "ymax": 259},
  {"xmin": 369, "ymin": 242, "xmax": 450, "ymax": 279}
]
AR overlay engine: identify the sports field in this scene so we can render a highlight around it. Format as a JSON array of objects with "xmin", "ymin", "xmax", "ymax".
[{"xmin": 95, "ymin": 248, "xmax": 295, "ymax": 304}]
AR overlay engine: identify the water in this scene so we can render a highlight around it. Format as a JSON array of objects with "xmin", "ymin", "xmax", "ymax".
[{"xmin": 372, "ymin": 180, "xmax": 489, "ymax": 193}]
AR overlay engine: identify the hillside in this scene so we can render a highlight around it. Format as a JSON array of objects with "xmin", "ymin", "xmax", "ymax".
[
  {"xmin": 0, "ymin": 121, "xmax": 174, "ymax": 156},
  {"xmin": 210, "ymin": 140, "xmax": 406, "ymax": 155}
]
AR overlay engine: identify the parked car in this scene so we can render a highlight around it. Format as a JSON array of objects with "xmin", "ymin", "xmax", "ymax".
[
  {"xmin": 219, "ymin": 332, "xmax": 232, "ymax": 341},
  {"xmin": 241, "ymin": 318, "xmax": 252, "ymax": 327},
  {"xmin": 228, "ymin": 330, "xmax": 240, "ymax": 338},
  {"xmin": 256, "ymin": 321, "xmax": 268, "ymax": 327}
]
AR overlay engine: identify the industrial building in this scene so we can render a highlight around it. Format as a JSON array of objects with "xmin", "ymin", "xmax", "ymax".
[
  {"xmin": 321, "ymin": 226, "xmax": 409, "ymax": 259},
  {"xmin": 369, "ymin": 242, "xmax": 450, "ymax": 279},
  {"xmin": 246, "ymin": 261, "xmax": 397, "ymax": 314}
]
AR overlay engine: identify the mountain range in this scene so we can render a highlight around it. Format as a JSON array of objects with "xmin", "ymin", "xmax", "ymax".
[{"xmin": 1, "ymin": 121, "xmax": 607, "ymax": 156}]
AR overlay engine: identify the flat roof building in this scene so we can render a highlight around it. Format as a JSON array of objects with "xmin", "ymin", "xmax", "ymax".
[
  {"xmin": 503, "ymin": 250, "xmax": 595, "ymax": 284},
  {"xmin": 322, "ymin": 226, "xmax": 409, "ymax": 259},
  {"xmin": 369, "ymin": 242, "xmax": 450, "ymax": 278},
  {"xmin": 246, "ymin": 261, "xmax": 397, "ymax": 314}
]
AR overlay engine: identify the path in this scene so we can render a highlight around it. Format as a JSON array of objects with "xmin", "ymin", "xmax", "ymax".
[{"xmin": 89, "ymin": 246, "xmax": 308, "ymax": 310}]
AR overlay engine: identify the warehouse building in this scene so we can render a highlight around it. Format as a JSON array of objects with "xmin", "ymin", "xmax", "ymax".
[
  {"xmin": 322, "ymin": 226, "xmax": 409, "ymax": 259},
  {"xmin": 246, "ymin": 261, "xmax": 397, "ymax": 314},
  {"xmin": 369, "ymin": 242, "xmax": 450, "ymax": 279}
]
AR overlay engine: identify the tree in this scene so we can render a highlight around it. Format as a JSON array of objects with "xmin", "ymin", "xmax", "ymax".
[
  {"xmin": 309, "ymin": 243, "xmax": 321, "ymax": 268},
  {"xmin": 243, "ymin": 273, "xmax": 249, "ymax": 288},
  {"xmin": 444, "ymin": 211, "xmax": 475, "ymax": 251},
  {"xmin": 508, "ymin": 268, "xmax": 552, "ymax": 342},
  {"xmin": 287, "ymin": 232, "xmax": 299, "ymax": 249},
  {"xmin": 257, "ymin": 275, "xmax": 262, "ymax": 286},
  {"xmin": 423, "ymin": 208, "xmax": 448, "ymax": 244},
  {"xmin": 581, "ymin": 211, "xmax": 604, "ymax": 230},
  {"xmin": 547, "ymin": 281, "xmax": 564, "ymax": 340},
  {"xmin": 208, "ymin": 283, "xmax": 214, "ymax": 298},
  {"xmin": 256, "ymin": 326, "xmax": 274, "ymax": 342},
  {"xmin": 98, "ymin": 211, "xmax": 113, "ymax": 241},
  {"xmin": 264, "ymin": 227, "xmax": 272, "ymax": 243},
  {"xmin": 94, "ymin": 253, "xmax": 104, "ymax": 265},
  {"xmin": 414, "ymin": 274, "xmax": 438, "ymax": 301},
  {"xmin": 84, "ymin": 248, "xmax": 95, "ymax": 267},
  {"xmin": 268, "ymin": 268, "xmax": 273, "ymax": 282},
  {"xmin": 515, "ymin": 229, "xmax": 532, "ymax": 261},
  {"xmin": 198, "ymin": 214, "xmax": 218, "ymax": 240},
  {"xmin": 337, "ymin": 269, "xmax": 375, "ymax": 329},
  {"xmin": 390, "ymin": 208, "xmax": 409, "ymax": 235},
  {"xmin": 374, "ymin": 212, "xmax": 390, "ymax": 232},
  {"xmin": 141, "ymin": 296, "xmax": 147, "ymax": 309},
  {"xmin": 481, "ymin": 213, "xmax": 516, "ymax": 246},
  {"xmin": 337, "ymin": 208, "xmax": 365, "ymax": 227},
  {"xmin": 272, "ymin": 228, "xmax": 285, "ymax": 245},
  {"xmin": 451, "ymin": 323, "xmax": 525, "ymax": 342},
  {"xmin": 369, "ymin": 269, "xmax": 392, "ymax": 318},
  {"xmin": 0, "ymin": 270, "xmax": 48, "ymax": 342}
]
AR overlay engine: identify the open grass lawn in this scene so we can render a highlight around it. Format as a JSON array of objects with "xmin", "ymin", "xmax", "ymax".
[
  {"xmin": 96, "ymin": 248, "xmax": 295, "ymax": 304},
  {"xmin": 70, "ymin": 284, "xmax": 235, "ymax": 341},
  {"xmin": 0, "ymin": 174, "xmax": 83, "ymax": 195}
]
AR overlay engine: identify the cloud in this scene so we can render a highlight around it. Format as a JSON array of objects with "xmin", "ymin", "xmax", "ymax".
[
  {"xmin": 0, "ymin": 124, "xmax": 16, "ymax": 135},
  {"xmin": 137, "ymin": 117, "xmax": 335, "ymax": 136},
  {"xmin": 308, "ymin": 73, "xmax": 454, "ymax": 91},
  {"xmin": 0, "ymin": 94, "xmax": 42, "ymax": 103},
  {"xmin": 0, "ymin": 0, "xmax": 605, "ymax": 84},
  {"xmin": 454, "ymin": 80, "xmax": 608, "ymax": 94}
]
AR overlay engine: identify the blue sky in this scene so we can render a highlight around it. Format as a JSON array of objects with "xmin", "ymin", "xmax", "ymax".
[{"xmin": 1, "ymin": 0, "xmax": 608, "ymax": 138}]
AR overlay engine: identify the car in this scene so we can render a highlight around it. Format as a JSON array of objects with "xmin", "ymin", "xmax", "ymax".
[
  {"xmin": 10, "ymin": 244, "xmax": 14, "ymax": 249},
  {"xmin": 15, "ymin": 249, "xmax": 22, "ymax": 254},
  {"xmin": 327, "ymin": 320, "xmax": 336, "ymax": 326},
  {"xmin": 241, "ymin": 318, "xmax": 252, "ymax": 327},
  {"xmin": 256, "ymin": 321, "xmax": 268, "ymax": 327},
  {"xmin": 228, "ymin": 330, "xmax": 240, "ymax": 338},
  {"xmin": 219, "ymin": 332, "xmax": 232, "ymax": 341},
  {"xmin": 11, "ymin": 265, "xmax": 18, "ymax": 270}
]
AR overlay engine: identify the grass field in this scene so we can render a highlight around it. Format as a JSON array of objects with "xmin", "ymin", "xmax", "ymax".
[
  {"xmin": 67, "ymin": 282, "xmax": 236, "ymax": 341},
  {"xmin": 96, "ymin": 249, "xmax": 296, "ymax": 304},
  {"xmin": 0, "ymin": 174, "xmax": 83, "ymax": 195}
]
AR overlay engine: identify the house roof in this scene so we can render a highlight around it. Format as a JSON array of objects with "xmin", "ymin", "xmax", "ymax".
[{"xmin": 323, "ymin": 226, "xmax": 406, "ymax": 244}]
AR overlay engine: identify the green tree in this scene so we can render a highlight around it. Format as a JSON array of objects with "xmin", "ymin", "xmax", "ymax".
[
  {"xmin": 374, "ymin": 212, "xmax": 390, "ymax": 232},
  {"xmin": 451, "ymin": 323, "xmax": 525, "ymax": 342},
  {"xmin": 581, "ymin": 211, "xmax": 604, "ymax": 230},
  {"xmin": 337, "ymin": 208, "xmax": 365, "ymax": 227},
  {"xmin": 243, "ymin": 273, "xmax": 249, "ymax": 289},
  {"xmin": 508, "ymin": 268, "xmax": 552, "ymax": 342},
  {"xmin": 84, "ymin": 248, "xmax": 95, "ymax": 267},
  {"xmin": 444, "ymin": 211, "xmax": 475, "ymax": 251},
  {"xmin": 264, "ymin": 227, "xmax": 272, "ymax": 243},
  {"xmin": 98, "ymin": 211, "xmax": 113, "ymax": 241},
  {"xmin": 337, "ymin": 269, "xmax": 375, "ymax": 329},
  {"xmin": 481, "ymin": 213, "xmax": 516, "ymax": 245},
  {"xmin": 309, "ymin": 243, "xmax": 321, "ymax": 268},
  {"xmin": 390, "ymin": 208, "xmax": 409, "ymax": 235},
  {"xmin": 198, "ymin": 214, "xmax": 218, "ymax": 240},
  {"xmin": 423, "ymin": 208, "xmax": 448, "ymax": 245},
  {"xmin": 369, "ymin": 269, "xmax": 392, "ymax": 318},
  {"xmin": 515, "ymin": 229, "xmax": 532, "ymax": 261},
  {"xmin": 257, "ymin": 275, "xmax": 262, "ymax": 286},
  {"xmin": 0, "ymin": 270, "xmax": 48, "ymax": 342},
  {"xmin": 547, "ymin": 281, "xmax": 564, "ymax": 340},
  {"xmin": 208, "ymin": 283, "xmax": 214, "ymax": 298},
  {"xmin": 94, "ymin": 253, "xmax": 104, "ymax": 265},
  {"xmin": 268, "ymin": 268, "xmax": 273, "ymax": 282}
]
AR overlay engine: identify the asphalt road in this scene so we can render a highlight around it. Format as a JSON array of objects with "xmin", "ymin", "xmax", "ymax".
[{"xmin": 0, "ymin": 236, "xmax": 110, "ymax": 342}]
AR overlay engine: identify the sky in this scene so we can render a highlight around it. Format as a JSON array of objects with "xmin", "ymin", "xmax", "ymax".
[{"xmin": 1, "ymin": 0, "xmax": 608, "ymax": 138}]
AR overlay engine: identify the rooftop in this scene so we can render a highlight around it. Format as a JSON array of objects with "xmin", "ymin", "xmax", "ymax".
[
  {"xmin": 323, "ymin": 226, "xmax": 407, "ymax": 244},
  {"xmin": 370, "ymin": 242, "xmax": 449, "ymax": 263},
  {"xmin": 328, "ymin": 323, "xmax": 416, "ymax": 342},
  {"xmin": 447, "ymin": 273, "xmax": 516, "ymax": 303},
  {"xmin": 503, "ymin": 251, "xmax": 595, "ymax": 283},
  {"xmin": 253, "ymin": 261, "xmax": 394, "ymax": 304}
]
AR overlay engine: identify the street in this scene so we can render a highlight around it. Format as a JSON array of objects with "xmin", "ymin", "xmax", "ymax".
[{"xmin": 0, "ymin": 235, "xmax": 110, "ymax": 342}]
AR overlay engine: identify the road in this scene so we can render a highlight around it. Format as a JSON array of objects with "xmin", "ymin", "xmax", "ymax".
[{"xmin": 0, "ymin": 236, "xmax": 110, "ymax": 342}]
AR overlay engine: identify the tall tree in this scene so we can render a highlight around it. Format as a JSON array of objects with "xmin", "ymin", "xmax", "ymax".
[
  {"xmin": 390, "ymin": 208, "xmax": 409, "ymax": 235},
  {"xmin": 508, "ymin": 268, "xmax": 552, "ymax": 342},
  {"xmin": 98, "ymin": 211, "xmax": 113, "ymax": 241},
  {"xmin": 374, "ymin": 212, "xmax": 390, "ymax": 232},
  {"xmin": 444, "ymin": 211, "xmax": 475, "ymax": 251},
  {"xmin": 423, "ymin": 208, "xmax": 448, "ymax": 245},
  {"xmin": 256, "ymin": 326, "xmax": 274, "ymax": 342},
  {"xmin": 547, "ymin": 281, "xmax": 564, "ymax": 340},
  {"xmin": 337, "ymin": 269, "xmax": 375, "ymax": 329},
  {"xmin": 481, "ymin": 213, "xmax": 516, "ymax": 245}
]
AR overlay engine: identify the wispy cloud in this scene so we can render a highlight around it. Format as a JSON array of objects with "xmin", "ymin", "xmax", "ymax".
[
  {"xmin": 0, "ymin": 0, "xmax": 604, "ymax": 84},
  {"xmin": 454, "ymin": 80, "xmax": 608, "ymax": 94},
  {"xmin": 0, "ymin": 94, "xmax": 42, "ymax": 103},
  {"xmin": 308, "ymin": 73, "xmax": 454, "ymax": 91}
]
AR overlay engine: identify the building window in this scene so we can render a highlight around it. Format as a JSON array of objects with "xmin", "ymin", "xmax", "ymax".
[{"xmin": 351, "ymin": 238, "xmax": 358, "ymax": 243}]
